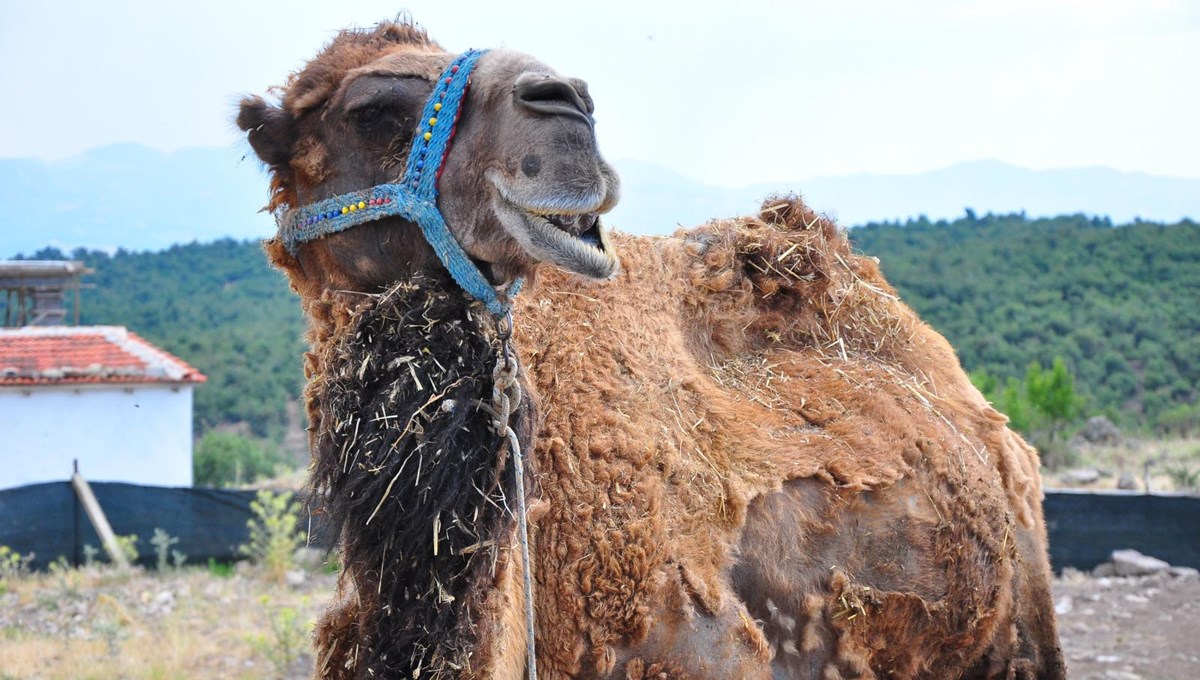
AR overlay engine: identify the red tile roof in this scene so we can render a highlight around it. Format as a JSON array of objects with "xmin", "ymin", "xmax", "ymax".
[{"xmin": 0, "ymin": 327, "xmax": 206, "ymax": 386}]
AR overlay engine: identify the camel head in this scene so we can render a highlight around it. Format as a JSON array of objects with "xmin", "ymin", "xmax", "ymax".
[{"xmin": 237, "ymin": 21, "xmax": 620, "ymax": 302}]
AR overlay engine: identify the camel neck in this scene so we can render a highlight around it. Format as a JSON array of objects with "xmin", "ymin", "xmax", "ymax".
[{"xmin": 305, "ymin": 281, "xmax": 529, "ymax": 677}]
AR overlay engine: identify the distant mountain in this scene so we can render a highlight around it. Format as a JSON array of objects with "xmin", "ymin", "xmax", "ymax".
[
  {"xmin": 0, "ymin": 144, "xmax": 275, "ymax": 257},
  {"xmin": 3, "ymin": 144, "xmax": 1198, "ymax": 256},
  {"xmin": 605, "ymin": 159, "xmax": 1200, "ymax": 235}
]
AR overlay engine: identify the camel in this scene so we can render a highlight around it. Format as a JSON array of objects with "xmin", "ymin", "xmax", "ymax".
[{"xmin": 237, "ymin": 20, "xmax": 1065, "ymax": 680}]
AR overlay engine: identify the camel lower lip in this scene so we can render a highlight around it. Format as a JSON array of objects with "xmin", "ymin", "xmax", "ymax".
[
  {"xmin": 512, "ymin": 206, "xmax": 619, "ymax": 279},
  {"xmin": 489, "ymin": 177, "xmax": 620, "ymax": 279}
]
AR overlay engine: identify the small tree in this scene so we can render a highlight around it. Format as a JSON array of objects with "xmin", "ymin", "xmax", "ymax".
[
  {"xmin": 999, "ymin": 377, "xmax": 1034, "ymax": 433},
  {"xmin": 971, "ymin": 369, "xmax": 1032, "ymax": 433},
  {"xmin": 1025, "ymin": 357, "xmax": 1083, "ymax": 442},
  {"xmin": 240, "ymin": 490, "xmax": 306, "ymax": 584}
]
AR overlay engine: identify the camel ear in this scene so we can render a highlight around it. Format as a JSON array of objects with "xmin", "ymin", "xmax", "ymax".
[{"xmin": 237, "ymin": 96, "xmax": 295, "ymax": 166}]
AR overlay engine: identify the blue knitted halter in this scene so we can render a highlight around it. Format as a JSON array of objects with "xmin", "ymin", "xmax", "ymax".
[{"xmin": 277, "ymin": 49, "xmax": 521, "ymax": 316}]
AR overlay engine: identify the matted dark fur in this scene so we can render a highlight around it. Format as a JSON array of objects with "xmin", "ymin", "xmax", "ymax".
[{"xmin": 308, "ymin": 280, "xmax": 531, "ymax": 678}]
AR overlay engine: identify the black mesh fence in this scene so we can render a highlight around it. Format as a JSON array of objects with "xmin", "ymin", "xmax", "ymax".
[
  {"xmin": 0, "ymin": 482, "xmax": 1196, "ymax": 572},
  {"xmin": 0, "ymin": 481, "xmax": 333, "ymax": 570},
  {"xmin": 1044, "ymin": 489, "xmax": 1200, "ymax": 572}
]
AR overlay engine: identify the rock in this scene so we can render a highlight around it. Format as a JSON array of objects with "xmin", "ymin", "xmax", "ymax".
[
  {"xmin": 1169, "ymin": 566, "xmax": 1199, "ymax": 579},
  {"xmin": 1144, "ymin": 571, "xmax": 1171, "ymax": 588},
  {"xmin": 1061, "ymin": 468, "xmax": 1101, "ymax": 485},
  {"xmin": 285, "ymin": 569, "xmax": 307, "ymax": 587},
  {"xmin": 1055, "ymin": 595, "xmax": 1074, "ymax": 615},
  {"xmin": 293, "ymin": 547, "xmax": 327, "ymax": 571},
  {"xmin": 1093, "ymin": 562, "xmax": 1116, "ymax": 577},
  {"xmin": 1060, "ymin": 567, "xmax": 1090, "ymax": 584},
  {"xmin": 1075, "ymin": 416, "xmax": 1124, "ymax": 446},
  {"xmin": 1111, "ymin": 549, "xmax": 1171, "ymax": 577},
  {"xmin": 1117, "ymin": 472, "xmax": 1138, "ymax": 490}
]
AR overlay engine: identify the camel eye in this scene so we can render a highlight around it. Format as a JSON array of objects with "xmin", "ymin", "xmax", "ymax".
[{"xmin": 351, "ymin": 104, "xmax": 386, "ymax": 128}]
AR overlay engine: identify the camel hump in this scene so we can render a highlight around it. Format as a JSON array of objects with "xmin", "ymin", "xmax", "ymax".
[
  {"xmin": 745, "ymin": 194, "xmax": 847, "ymax": 298},
  {"xmin": 680, "ymin": 194, "xmax": 905, "ymax": 360},
  {"xmin": 684, "ymin": 193, "xmax": 874, "ymax": 301}
]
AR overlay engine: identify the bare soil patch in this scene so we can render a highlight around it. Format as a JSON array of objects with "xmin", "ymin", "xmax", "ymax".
[{"xmin": 1054, "ymin": 569, "xmax": 1200, "ymax": 680}]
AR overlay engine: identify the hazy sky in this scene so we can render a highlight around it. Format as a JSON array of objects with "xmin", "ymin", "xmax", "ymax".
[{"xmin": 1, "ymin": 0, "xmax": 1197, "ymax": 187}]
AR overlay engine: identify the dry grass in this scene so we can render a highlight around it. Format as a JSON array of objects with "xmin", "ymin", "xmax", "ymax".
[
  {"xmin": 0, "ymin": 564, "xmax": 334, "ymax": 680},
  {"xmin": 1052, "ymin": 435, "xmax": 1200, "ymax": 493}
]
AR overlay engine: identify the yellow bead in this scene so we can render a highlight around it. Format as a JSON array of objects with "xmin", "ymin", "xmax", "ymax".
[
  {"xmin": 429, "ymin": 117, "xmax": 437, "ymax": 126},
  {"xmin": 341, "ymin": 206, "xmax": 349, "ymax": 214},
  {"xmin": 358, "ymin": 201, "xmax": 366, "ymax": 210},
  {"xmin": 349, "ymin": 204, "xmax": 357, "ymax": 212},
  {"xmin": 424, "ymin": 132, "xmax": 432, "ymax": 141},
  {"xmin": 433, "ymin": 103, "xmax": 442, "ymax": 111}
]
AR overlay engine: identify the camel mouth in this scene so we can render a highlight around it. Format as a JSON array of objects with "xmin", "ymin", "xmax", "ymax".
[
  {"xmin": 488, "ymin": 174, "xmax": 620, "ymax": 279},
  {"xmin": 517, "ymin": 208, "xmax": 617, "ymax": 279}
]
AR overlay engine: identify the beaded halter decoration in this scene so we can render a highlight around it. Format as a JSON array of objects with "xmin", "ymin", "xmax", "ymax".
[{"xmin": 277, "ymin": 49, "xmax": 522, "ymax": 316}]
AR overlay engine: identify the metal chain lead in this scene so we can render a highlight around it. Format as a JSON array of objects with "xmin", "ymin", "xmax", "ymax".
[{"xmin": 491, "ymin": 311, "xmax": 537, "ymax": 680}]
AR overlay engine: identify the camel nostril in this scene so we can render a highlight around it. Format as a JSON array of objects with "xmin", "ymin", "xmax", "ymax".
[{"xmin": 514, "ymin": 73, "xmax": 592, "ymax": 122}]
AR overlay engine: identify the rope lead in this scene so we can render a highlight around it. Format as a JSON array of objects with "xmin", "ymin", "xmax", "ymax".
[{"xmin": 491, "ymin": 312, "xmax": 538, "ymax": 679}]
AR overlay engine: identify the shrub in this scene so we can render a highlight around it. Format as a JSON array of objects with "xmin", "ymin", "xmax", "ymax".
[
  {"xmin": 0, "ymin": 546, "xmax": 33, "ymax": 596},
  {"xmin": 150, "ymin": 528, "xmax": 186, "ymax": 571},
  {"xmin": 240, "ymin": 490, "xmax": 306, "ymax": 584},
  {"xmin": 207, "ymin": 557, "xmax": 234, "ymax": 578},
  {"xmin": 115, "ymin": 534, "xmax": 139, "ymax": 565},
  {"xmin": 1155, "ymin": 403, "xmax": 1200, "ymax": 437},
  {"xmin": 0, "ymin": 546, "xmax": 31, "ymax": 579},
  {"xmin": 194, "ymin": 431, "xmax": 283, "ymax": 487},
  {"xmin": 248, "ymin": 595, "xmax": 312, "ymax": 678},
  {"xmin": 1166, "ymin": 462, "xmax": 1200, "ymax": 492}
]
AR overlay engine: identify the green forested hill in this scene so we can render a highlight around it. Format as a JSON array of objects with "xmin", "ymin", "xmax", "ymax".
[
  {"xmin": 850, "ymin": 213, "xmax": 1200, "ymax": 427},
  {"xmin": 16, "ymin": 240, "xmax": 306, "ymax": 439},
  {"xmin": 9, "ymin": 212, "xmax": 1198, "ymax": 444}
]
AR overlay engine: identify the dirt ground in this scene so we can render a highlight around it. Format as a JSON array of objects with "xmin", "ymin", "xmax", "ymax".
[
  {"xmin": 1053, "ymin": 568, "xmax": 1200, "ymax": 680},
  {"xmin": 1, "ymin": 563, "xmax": 1197, "ymax": 679}
]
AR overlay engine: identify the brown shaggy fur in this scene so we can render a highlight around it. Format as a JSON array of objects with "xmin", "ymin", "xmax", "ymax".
[
  {"xmin": 507, "ymin": 197, "xmax": 1062, "ymax": 678},
  {"xmin": 240, "ymin": 21, "xmax": 442, "ymax": 215},
  {"xmin": 243, "ymin": 20, "xmax": 1065, "ymax": 680}
]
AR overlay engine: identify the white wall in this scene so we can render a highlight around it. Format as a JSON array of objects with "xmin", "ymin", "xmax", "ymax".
[{"xmin": 0, "ymin": 383, "xmax": 194, "ymax": 489}]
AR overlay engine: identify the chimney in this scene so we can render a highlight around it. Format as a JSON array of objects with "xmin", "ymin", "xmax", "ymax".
[{"xmin": 1, "ymin": 261, "xmax": 93, "ymax": 327}]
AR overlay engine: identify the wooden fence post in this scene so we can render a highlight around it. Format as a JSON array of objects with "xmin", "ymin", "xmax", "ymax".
[{"xmin": 70, "ymin": 467, "xmax": 130, "ymax": 569}]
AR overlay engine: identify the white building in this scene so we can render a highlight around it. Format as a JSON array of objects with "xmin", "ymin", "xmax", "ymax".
[{"xmin": 0, "ymin": 326, "xmax": 206, "ymax": 489}]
